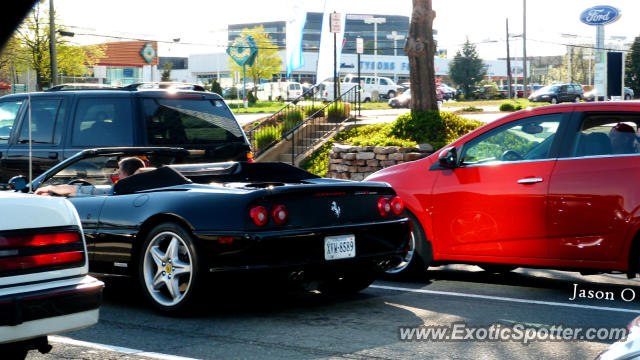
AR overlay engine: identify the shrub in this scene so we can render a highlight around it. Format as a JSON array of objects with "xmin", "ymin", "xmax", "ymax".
[
  {"xmin": 391, "ymin": 111, "xmax": 484, "ymax": 150},
  {"xmin": 282, "ymin": 110, "xmax": 303, "ymax": 132},
  {"xmin": 247, "ymin": 90, "xmax": 257, "ymax": 105},
  {"xmin": 459, "ymin": 106, "xmax": 483, "ymax": 112},
  {"xmin": 209, "ymin": 79, "xmax": 222, "ymax": 95},
  {"xmin": 499, "ymin": 102, "xmax": 515, "ymax": 111},
  {"xmin": 499, "ymin": 102, "xmax": 526, "ymax": 112},
  {"xmin": 254, "ymin": 125, "xmax": 281, "ymax": 150},
  {"xmin": 305, "ymin": 105, "xmax": 325, "ymax": 118},
  {"xmin": 224, "ymin": 87, "xmax": 238, "ymax": 99},
  {"xmin": 327, "ymin": 102, "xmax": 351, "ymax": 120}
]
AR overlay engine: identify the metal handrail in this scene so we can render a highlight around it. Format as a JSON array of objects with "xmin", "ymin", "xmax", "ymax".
[
  {"xmin": 246, "ymin": 83, "xmax": 322, "ymax": 137},
  {"xmin": 247, "ymin": 84, "xmax": 360, "ymax": 164}
]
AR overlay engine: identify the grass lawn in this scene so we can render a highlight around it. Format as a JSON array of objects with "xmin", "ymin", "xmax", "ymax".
[
  {"xmin": 441, "ymin": 99, "xmax": 552, "ymax": 109},
  {"xmin": 229, "ymin": 101, "xmax": 287, "ymax": 114}
]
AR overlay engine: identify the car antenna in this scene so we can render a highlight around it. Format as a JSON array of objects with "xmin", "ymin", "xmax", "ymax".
[{"xmin": 28, "ymin": 94, "xmax": 32, "ymax": 193}]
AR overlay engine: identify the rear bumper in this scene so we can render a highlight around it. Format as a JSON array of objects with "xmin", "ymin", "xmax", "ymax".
[
  {"xmin": 196, "ymin": 218, "xmax": 411, "ymax": 275},
  {"xmin": 0, "ymin": 275, "xmax": 103, "ymax": 344}
]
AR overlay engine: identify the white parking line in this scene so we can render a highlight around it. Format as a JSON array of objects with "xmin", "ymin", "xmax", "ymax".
[
  {"xmin": 49, "ymin": 336, "xmax": 201, "ymax": 360},
  {"xmin": 370, "ymin": 284, "xmax": 640, "ymax": 314}
]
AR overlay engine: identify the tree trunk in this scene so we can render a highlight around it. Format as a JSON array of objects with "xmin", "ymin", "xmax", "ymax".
[{"xmin": 405, "ymin": 0, "xmax": 438, "ymax": 112}]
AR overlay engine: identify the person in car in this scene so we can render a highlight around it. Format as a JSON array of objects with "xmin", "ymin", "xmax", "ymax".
[
  {"xmin": 35, "ymin": 157, "xmax": 145, "ymax": 197},
  {"xmin": 609, "ymin": 123, "xmax": 638, "ymax": 154}
]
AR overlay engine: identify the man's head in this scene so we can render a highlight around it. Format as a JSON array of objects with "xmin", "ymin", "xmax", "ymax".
[
  {"xmin": 609, "ymin": 123, "xmax": 637, "ymax": 154},
  {"xmin": 118, "ymin": 157, "xmax": 145, "ymax": 179}
]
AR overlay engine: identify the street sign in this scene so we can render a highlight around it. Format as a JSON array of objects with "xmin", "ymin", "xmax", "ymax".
[
  {"xmin": 330, "ymin": 12, "xmax": 342, "ymax": 33},
  {"xmin": 226, "ymin": 36, "xmax": 258, "ymax": 67},
  {"xmin": 356, "ymin": 37, "xmax": 364, "ymax": 54},
  {"xmin": 139, "ymin": 42, "xmax": 157, "ymax": 64}
]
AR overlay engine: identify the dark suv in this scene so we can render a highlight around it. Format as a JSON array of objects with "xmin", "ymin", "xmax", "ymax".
[
  {"xmin": 0, "ymin": 84, "xmax": 252, "ymax": 183},
  {"xmin": 528, "ymin": 83, "xmax": 583, "ymax": 104}
]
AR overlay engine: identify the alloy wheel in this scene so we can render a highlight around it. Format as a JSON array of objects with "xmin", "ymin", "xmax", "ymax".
[{"xmin": 142, "ymin": 231, "xmax": 194, "ymax": 307}]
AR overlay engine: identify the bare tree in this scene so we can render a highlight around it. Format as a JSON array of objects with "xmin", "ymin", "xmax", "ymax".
[{"xmin": 405, "ymin": 0, "xmax": 438, "ymax": 111}]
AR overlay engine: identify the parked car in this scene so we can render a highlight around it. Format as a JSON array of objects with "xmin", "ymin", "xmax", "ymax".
[
  {"xmin": 387, "ymin": 88, "xmax": 443, "ymax": 108},
  {"xmin": 256, "ymin": 81, "xmax": 303, "ymax": 101},
  {"xmin": 596, "ymin": 316, "xmax": 637, "ymax": 360},
  {"xmin": 0, "ymin": 83, "xmax": 253, "ymax": 183},
  {"xmin": 437, "ymin": 84, "xmax": 456, "ymax": 100},
  {"xmin": 343, "ymin": 75, "xmax": 401, "ymax": 100},
  {"xmin": 0, "ymin": 192, "xmax": 103, "ymax": 359},
  {"xmin": 367, "ymin": 102, "xmax": 640, "ymax": 277},
  {"xmin": 528, "ymin": 83, "xmax": 583, "ymax": 103},
  {"xmin": 11, "ymin": 147, "xmax": 411, "ymax": 314},
  {"xmin": 388, "ymin": 89, "xmax": 411, "ymax": 108},
  {"xmin": 584, "ymin": 87, "xmax": 634, "ymax": 101}
]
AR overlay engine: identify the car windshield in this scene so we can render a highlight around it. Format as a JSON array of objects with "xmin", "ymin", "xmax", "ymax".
[{"xmin": 539, "ymin": 85, "xmax": 559, "ymax": 92}]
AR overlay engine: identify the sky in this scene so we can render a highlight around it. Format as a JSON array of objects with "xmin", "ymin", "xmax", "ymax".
[{"xmin": 51, "ymin": 0, "xmax": 640, "ymax": 60}]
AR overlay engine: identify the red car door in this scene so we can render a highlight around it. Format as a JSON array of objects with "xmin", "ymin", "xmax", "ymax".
[
  {"xmin": 432, "ymin": 113, "xmax": 564, "ymax": 258},
  {"xmin": 548, "ymin": 109, "xmax": 640, "ymax": 262}
]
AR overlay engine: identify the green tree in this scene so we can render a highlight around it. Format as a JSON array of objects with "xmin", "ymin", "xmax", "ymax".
[
  {"xmin": 209, "ymin": 78, "xmax": 222, "ymax": 95},
  {"xmin": 161, "ymin": 62, "xmax": 173, "ymax": 81},
  {"xmin": 546, "ymin": 45, "xmax": 592, "ymax": 84},
  {"xmin": 448, "ymin": 39, "xmax": 486, "ymax": 98},
  {"xmin": 626, "ymin": 36, "xmax": 640, "ymax": 96},
  {"xmin": 11, "ymin": 2, "xmax": 104, "ymax": 90},
  {"xmin": 227, "ymin": 25, "xmax": 282, "ymax": 87}
]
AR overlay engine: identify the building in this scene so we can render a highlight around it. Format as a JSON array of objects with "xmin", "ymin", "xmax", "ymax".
[
  {"xmin": 90, "ymin": 40, "xmax": 159, "ymax": 85},
  {"xmin": 182, "ymin": 13, "xmax": 519, "ymax": 88}
]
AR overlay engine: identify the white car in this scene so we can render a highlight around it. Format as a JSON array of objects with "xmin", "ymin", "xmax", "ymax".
[
  {"xmin": 0, "ymin": 192, "xmax": 103, "ymax": 359},
  {"xmin": 343, "ymin": 75, "xmax": 401, "ymax": 100}
]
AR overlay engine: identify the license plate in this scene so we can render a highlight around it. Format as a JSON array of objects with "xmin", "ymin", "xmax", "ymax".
[{"xmin": 324, "ymin": 235, "xmax": 356, "ymax": 260}]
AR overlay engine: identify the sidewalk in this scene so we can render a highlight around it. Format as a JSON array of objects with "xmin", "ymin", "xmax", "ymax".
[{"xmin": 235, "ymin": 105, "xmax": 506, "ymax": 127}]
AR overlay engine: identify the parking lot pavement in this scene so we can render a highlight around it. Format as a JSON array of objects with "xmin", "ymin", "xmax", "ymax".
[{"xmin": 27, "ymin": 267, "xmax": 640, "ymax": 360}]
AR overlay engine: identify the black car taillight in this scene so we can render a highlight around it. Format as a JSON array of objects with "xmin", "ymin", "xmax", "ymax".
[
  {"xmin": 250, "ymin": 206, "xmax": 268, "ymax": 226},
  {"xmin": 391, "ymin": 196, "xmax": 404, "ymax": 215},
  {"xmin": 271, "ymin": 204, "xmax": 288, "ymax": 225},
  {"xmin": 0, "ymin": 230, "xmax": 85, "ymax": 275},
  {"xmin": 377, "ymin": 197, "xmax": 391, "ymax": 217}
]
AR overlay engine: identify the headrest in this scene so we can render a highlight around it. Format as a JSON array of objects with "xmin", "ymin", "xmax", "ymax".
[
  {"xmin": 610, "ymin": 123, "xmax": 635, "ymax": 133},
  {"xmin": 113, "ymin": 166, "xmax": 191, "ymax": 195}
]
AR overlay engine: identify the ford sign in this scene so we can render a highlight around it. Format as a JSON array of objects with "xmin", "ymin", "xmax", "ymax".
[{"xmin": 580, "ymin": 5, "xmax": 621, "ymax": 26}]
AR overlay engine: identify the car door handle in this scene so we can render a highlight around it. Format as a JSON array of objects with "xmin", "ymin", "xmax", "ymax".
[
  {"xmin": 517, "ymin": 177, "xmax": 543, "ymax": 184},
  {"xmin": 48, "ymin": 152, "xmax": 58, "ymax": 159}
]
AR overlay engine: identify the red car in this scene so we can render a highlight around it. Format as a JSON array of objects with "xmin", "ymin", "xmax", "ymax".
[{"xmin": 367, "ymin": 102, "xmax": 640, "ymax": 277}]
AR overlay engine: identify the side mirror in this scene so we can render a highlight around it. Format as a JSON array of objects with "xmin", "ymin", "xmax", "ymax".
[
  {"xmin": 8, "ymin": 175, "xmax": 27, "ymax": 191},
  {"xmin": 438, "ymin": 147, "xmax": 458, "ymax": 168}
]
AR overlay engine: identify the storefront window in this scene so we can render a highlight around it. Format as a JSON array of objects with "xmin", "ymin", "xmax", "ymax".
[{"xmin": 106, "ymin": 67, "xmax": 142, "ymax": 86}]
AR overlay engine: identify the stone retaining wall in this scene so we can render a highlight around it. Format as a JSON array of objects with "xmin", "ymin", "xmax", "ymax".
[{"xmin": 326, "ymin": 143, "xmax": 433, "ymax": 181}]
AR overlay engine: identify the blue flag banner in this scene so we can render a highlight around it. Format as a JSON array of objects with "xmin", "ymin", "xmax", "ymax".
[
  {"xmin": 286, "ymin": 0, "xmax": 307, "ymax": 77},
  {"xmin": 316, "ymin": 0, "xmax": 346, "ymax": 85}
]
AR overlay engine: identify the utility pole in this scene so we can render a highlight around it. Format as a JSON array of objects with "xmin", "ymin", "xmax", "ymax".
[
  {"xmin": 506, "ymin": 19, "xmax": 512, "ymax": 99},
  {"xmin": 365, "ymin": 17, "xmax": 386, "ymax": 78},
  {"xmin": 522, "ymin": 0, "xmax": 527, "ymax": 98},
  {"xmin": 386, "ymin": 31, "xmax": 405, "ymax": 83},
  {"xmin": 49, "ymin": 0, "xmax": 57, "ymax": 87}
]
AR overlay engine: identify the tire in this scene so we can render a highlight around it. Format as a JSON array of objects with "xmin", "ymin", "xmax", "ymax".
[
  {"xmin": 387, "ymin": 90, "xmax": 396, "ymax": 99},
  {"xmin": 138, "ymin": 222, "xmax": 201, "ymax": 315},
  {"xmin": 479, "ymin": 264, "xmax": 517, "ymax": 274},
  {"xmin": 319, "ymin": 272, "xmax": 376, "ymax": 296},
  {"xmin": 626, "ymin": 94, "xmax": 632, "ymax": 100},
  {"xmin": 574, "ymin": 96, "xmax": 581, "ymax": 103},
  {"xmin": 1, "ymin": 343, "xmax": 28, "ymax": 360},
  {"xmin": 550, "ymin": 97, "xmax": 558, "ymax": 104},
  {"xmin": 384, "ymin": 212, "xmax": 431, "ymax": 278},
  {"xmin": 363, "ymin": 97, "xmax": 371, "ymax": 103}
]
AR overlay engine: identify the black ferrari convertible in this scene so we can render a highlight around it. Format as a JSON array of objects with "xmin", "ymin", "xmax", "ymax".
[{"xmin": 10, "ymin": 148, "xmax": 410, "ymax": 314}]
